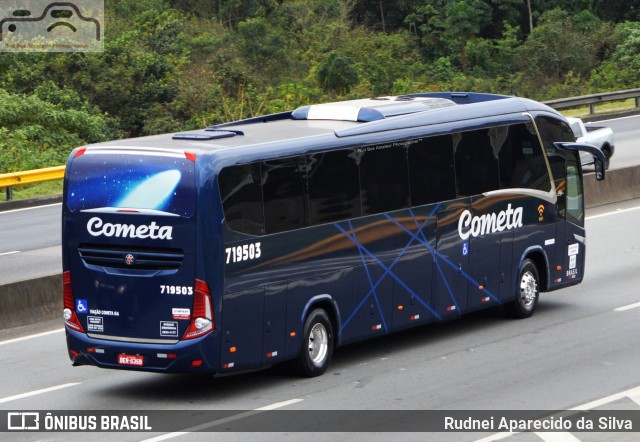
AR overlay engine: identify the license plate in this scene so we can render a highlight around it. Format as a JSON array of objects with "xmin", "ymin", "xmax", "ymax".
[{"xmin": 118, "ymin": 353, "xmax": 144, "ymax": 366}]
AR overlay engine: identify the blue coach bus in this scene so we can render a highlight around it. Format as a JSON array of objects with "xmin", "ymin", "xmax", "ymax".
[{"xmin": 62, "ymin": 92, "xmax": 605, "ymax": 376}]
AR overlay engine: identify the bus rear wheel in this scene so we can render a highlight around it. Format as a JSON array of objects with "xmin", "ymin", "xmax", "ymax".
[
  {"xmin": 506, "ymin": 259, "xmax": 539, "ymax": 319},
  {"xmin": 291, "ymin": 308, "xmax": 334, "ymax": 377}
]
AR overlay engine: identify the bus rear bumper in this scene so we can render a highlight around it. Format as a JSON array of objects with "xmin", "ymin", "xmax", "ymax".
[{"xmin": 65, "ymin": 327, "xmax": 221, "ymax": 374}]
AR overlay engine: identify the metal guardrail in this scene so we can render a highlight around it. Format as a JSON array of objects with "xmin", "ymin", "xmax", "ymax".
[
  {"xmin": 544, "ymin": 88, "xmax": 640, "ymax": 114},
  {"xmin": 0, "ymin": 165, "xmax": 65, "ymax": 201}
]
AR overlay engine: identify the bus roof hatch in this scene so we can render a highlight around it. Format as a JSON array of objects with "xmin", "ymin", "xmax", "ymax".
[{"xmin": 291, "ymin": 96, "xmax": 456, "ymax": 122}]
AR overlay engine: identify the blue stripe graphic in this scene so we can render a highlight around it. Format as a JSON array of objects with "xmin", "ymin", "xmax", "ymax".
[{"xmin": 334, "ymin": 204, "xmax": 502, "ymax": 337}]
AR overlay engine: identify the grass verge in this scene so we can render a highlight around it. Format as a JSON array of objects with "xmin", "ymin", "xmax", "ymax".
[
  {"xmin": 561, "ymin": 98, "xmax": 639, "ymax": 118},
  {"xmin": 2, "ymin": 180, "xmax": 63, "ymax": 202}
]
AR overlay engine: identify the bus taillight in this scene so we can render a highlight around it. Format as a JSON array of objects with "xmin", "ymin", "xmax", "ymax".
[
  {"xmin": 62, "ymin": 271, "xmax": 85, "ymax": 333},
  {"xmin": 73, "ymin": 147, "xmax": 87, "ymax": 158},
  {"xmin": 184, "ymin": 151, "xmax": 196, "ymax": 162},
  {"xmin": 182, "ymin": 279, "xmax": 214, "ymax": 340}
]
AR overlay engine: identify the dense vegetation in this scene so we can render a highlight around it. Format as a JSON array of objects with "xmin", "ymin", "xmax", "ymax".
[{"xmin": 1, "ymin": 0, "xmax": 640, "ymax": 173}]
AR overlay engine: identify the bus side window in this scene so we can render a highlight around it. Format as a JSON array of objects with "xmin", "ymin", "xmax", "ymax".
[
  {"xmin": 548, "ymin": 155, "xmax": 566, "ymax": 218},
  {"xmin": 534, "ymin": 115, "xmax": 576, "ymax": 188},
  {"xmin": 307, "ymin": 149, "xmax": 361, "ymax": 224},
  {"xmin": 263, "ymin": 156, "xmax": 308, "ymax": 234},
  {"xmin": 499, "ymin": 123, "xmax": 551, "ymax": 192},
  {"xmin": 360, "ymin": 144, "xmax": 410, "ymax": 215},
  {"xmin": 219, "ymin": 163, "xmax": 265, "ymax": 235},
  {"xmin": 534, "ymin": 115, "xmax": 576, "ymax": 153},
  {"xmin": 455, "ymin": 129, "xmax": 500, "ymax": 197},
  {"xmin": 409, "ymin": 135, "xmax": 456, "ymax": 205}
]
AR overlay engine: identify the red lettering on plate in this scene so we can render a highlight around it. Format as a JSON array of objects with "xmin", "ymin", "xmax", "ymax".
[{"xmin": 118, "ymin": 354, "xmax": 144, "ymax": 366}]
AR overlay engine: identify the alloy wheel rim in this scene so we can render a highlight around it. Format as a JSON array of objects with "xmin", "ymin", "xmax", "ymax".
[
  {"xmin": 520, "ymin": 270, "xmax": 537, "ymax": 309},
  {"xmin": 308, "ymin": 323, "xmax": 328, "ymax": 366}
]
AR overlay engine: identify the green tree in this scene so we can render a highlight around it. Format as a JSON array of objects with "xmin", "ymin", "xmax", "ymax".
[
  {"xmin": 213, "ymin": 0, "xmax": 279, "ymax": 28},
  {"xmin": 316, "ymin": 51, "xmax": 359, "ymax": 95},
  {"xmin": 515, "ymin": 8, "xmax": 613, "ymax": 97},
  {"xmin": 592, "ymin": 0, "xmax": 640, "ymax": 22},
  {"xmin": 235, "ymin": 17, "xmax": 289, "ymax": 83},
  {"xmin": 0, "ymin": 88, "xmax": 118, "ymax": 173},
  {"xmin": 590, "ymin": 21, "xmax": 640, "ymax": 89},
  {"xmin": 467, "ymin": 22, "xmax": 521, "ymax": 79},
  {"xmin": 443, "ymin": 0, "xmax": 492, "ymax": 74},
  {"xmin": 489, "ymin": 0, "xmax": 526, "ymax": 35}
]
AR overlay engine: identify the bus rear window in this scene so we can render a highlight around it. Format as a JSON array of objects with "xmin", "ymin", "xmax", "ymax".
[{"xmin": 66, "ymin": 152, "xmax": 196, "ymax": 217}]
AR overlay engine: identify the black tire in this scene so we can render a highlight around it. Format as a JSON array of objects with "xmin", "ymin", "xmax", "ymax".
[
  {"xmin": 602, "ymin": 146, "xmax": 611, "ymax": 170},
  {"xmin": 505, "ymin": 259, "xmax": 539, "ymax": 319},
  {"xmin": 290, "ymin": 308, "xmax": 334, "ymax": 377}
]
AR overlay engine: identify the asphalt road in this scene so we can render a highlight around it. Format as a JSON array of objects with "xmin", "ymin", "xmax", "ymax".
[
  {"xmin": 0, "ymin": 203, "xmax": 61, "ymax": 284},
  {"xmin": 1, "ymin": 199, "xmax": 640, "ymax": 441},
  {"xmin": 1, "ymin": 115, "xmax": 639, "ymax": 285},
  {"xmin": 586, "ymin": 115, "xmax": 640, "ymax": 170}
]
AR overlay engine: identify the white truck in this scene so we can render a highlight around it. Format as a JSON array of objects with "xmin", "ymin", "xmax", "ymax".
[{"xmin": 566, "ymin": 116, "xmax": 614, "ymax": 169}]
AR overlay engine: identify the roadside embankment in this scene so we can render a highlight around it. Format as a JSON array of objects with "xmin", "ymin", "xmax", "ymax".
[
  {"xmin": 0, "ymin": 273, "xmax": 62, "ymax": 330},
  {"xmin": 584, "ymin": 164, "xmax": 640, "ymax": 208}
]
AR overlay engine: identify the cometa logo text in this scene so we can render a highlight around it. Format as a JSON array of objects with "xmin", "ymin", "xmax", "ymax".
[
  {"xmin": 87, "ymin": 217, "xmax": 173, "ymax": 240},
  {"xmin": 458, "ymin": 204, "xmax": 523, "ymax": 240}
]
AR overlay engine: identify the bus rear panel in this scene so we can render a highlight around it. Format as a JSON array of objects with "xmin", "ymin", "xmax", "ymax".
[{"xmin": 63, "ymin": 147, "xmax": 220, "ymax": 373}]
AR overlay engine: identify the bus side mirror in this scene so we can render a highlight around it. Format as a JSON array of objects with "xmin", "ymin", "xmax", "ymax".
[
  {"xmin": 553, "ymin": 142, "xmax": 606, "ymax": 181},
  {"xmin": 593, "ymin": 156, "xmax": 605, "ymax": 181}
]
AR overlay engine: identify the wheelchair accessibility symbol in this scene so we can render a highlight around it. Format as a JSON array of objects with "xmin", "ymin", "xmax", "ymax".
[
  {"xmin": 462, "ymin": 242, "xmax": 469, "ymax": 256},
  {"xmin": 76, "ymin": 299, "xmax": 88, "ymax": 314}
]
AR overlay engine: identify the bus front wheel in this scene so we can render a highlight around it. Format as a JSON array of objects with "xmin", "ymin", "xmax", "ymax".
[
  {"xmin": 291, "ymin": 308, "xmax": 334, "ymax": 377},
  {"xmin": 506, "ymin": 259, "xmax": 539, "ymax": 319}
]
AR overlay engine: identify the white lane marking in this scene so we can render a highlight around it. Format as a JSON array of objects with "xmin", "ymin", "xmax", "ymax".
[
  {"xmin": 594, "ymin": 115, "xmax": 640, "ymax": 123},
  {"xmin": 143, "ymin": 431, "xmax": 189, "ymax": 441},
  {"xmin": 0, "ymin": 383, "xmax": 80, "ymax": 404},
  {"xmin": 0, "ymin": 328, "xmax": 64, "ymax": 346},
  {"xmin": 572, "ymin": 385, "xmax": 640, "ymax": 410},
  {"xmin": 629, "ymin": 390, "xmax": 640, "ymax": 406},
  {"xmin": 586, "ymin": 205, "xmax": 640, "ymax": 220},
  {"xmin": 475, "ymin": 385, "xmax": 640, "ymax": 442},
  {"xmin": 474, "ymin": 432, "xmax": 514, "ymax": 442},
  {"xmin": 614, "ymin": 301, "xmax": 640, "ymax": 312},
  {"xmin": 535, "ymin": 432, "xmax": 581, "ymax": 442},
  {"xmin": 0, "ymin": 251, "xmax": 21, "ymax": 256},
  {"xmin": 0, "ymin": 202, "xmax": 61, "ymax": 215},
  {"xmin": 141, "ymin": 398, "xmax": 304, "ymax": 441},
  {"xmin": 255, "ymin": 398, "xmax": 303, "ymax": 410}
]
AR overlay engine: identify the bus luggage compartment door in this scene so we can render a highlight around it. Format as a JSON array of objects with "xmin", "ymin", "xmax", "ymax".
[
  {"xmin": 221, "ymin": 286, "xmax": 265, "ymax": 371},
  {"xmin": 433, "ymin": 205, "xmax": 470, "ymax": 319}
]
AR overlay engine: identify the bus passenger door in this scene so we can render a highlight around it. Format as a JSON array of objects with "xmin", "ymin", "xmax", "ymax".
[
  {"xmin": 555, "ymin": 159, "xmax": 586, "ymax": 285},
  {"xmin": 433, "ymin": 205, "xmax": 470, "ymax": 319}
]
